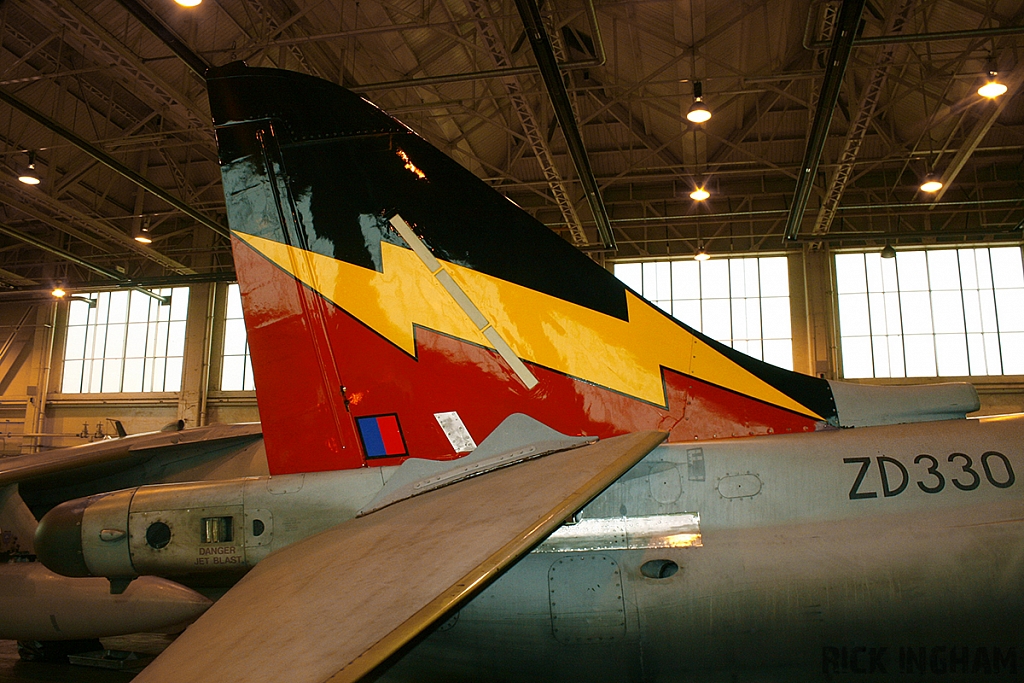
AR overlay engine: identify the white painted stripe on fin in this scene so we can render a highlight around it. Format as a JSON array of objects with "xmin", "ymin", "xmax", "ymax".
[{"xmin": 390, "ymin": 214, "xmax": 539, "ymax": 390}]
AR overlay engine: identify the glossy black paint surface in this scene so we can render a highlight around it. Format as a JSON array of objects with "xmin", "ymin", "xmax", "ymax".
[{"xmin": 206, "ymin": 63, "xmax": 838, "ymax": 421}]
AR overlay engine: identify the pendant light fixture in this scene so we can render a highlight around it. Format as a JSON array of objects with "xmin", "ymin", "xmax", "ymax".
[
  {"xmin": 920, "ymin": 173, "xmax": 942, "ymax": 193},
  {"xmin": 686, "ymin": 81, "xmax": 712, "ymax": 124},
  {"xmin": 978, "ymin": 68, "xmax": 1007, "ymax": 99},
  {"xmin": 18, "ymin": 151, "xmax": 41, "ymax": 185}
]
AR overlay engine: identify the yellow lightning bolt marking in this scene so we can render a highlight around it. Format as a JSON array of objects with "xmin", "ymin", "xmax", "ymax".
[{"xmin": 235, "ymin": 231, "xmax": 821, "ymax": 418}]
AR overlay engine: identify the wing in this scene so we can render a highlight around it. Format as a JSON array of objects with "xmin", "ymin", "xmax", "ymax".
[
  {"xmin": 132, "ymin": 430, "xmax": 667, "ymax": 683},
  {"xmin": 0, "ymin": 423, "xmax": 265, "ymax": 514},
  {"xmin": 0, "ymin": 422, "xmax": 263, "ymax": 486}
]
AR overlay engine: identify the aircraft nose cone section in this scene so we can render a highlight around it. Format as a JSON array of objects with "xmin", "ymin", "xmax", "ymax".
[{"xmin": 35, "ymin": 497, "xmax": 93, "ymax": 577}]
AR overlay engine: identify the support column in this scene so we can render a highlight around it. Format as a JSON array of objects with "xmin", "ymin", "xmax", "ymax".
[
  {"xmin": 787, "ymin": 251, "xmax": 813, "ymax": 376},
  {"xmin": 177, "ymin": 283, "xmax": 214, "ymax": 427},
  {"xmin": 801, "ymin": 245, "xmax": 838, "ymax": 379},
  {"xmin": 21, "ymin": 302, "xmax": 57, "ymax": 453}
]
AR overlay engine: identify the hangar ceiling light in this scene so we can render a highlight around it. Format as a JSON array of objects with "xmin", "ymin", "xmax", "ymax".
[
  {"xmin": 17, "ymin": 152, "xmax": 40, "ymax": 185},
  {"xmin": 920, "ymin": 174, "xmax": 943, "ymax": 193},
  {"xmin": 978, "ymin": 71, "xmax": 1008, "ymax": 98},
  {"xmin": 686, "ymin": 82, "xmax": 712, "ymax": 124}
]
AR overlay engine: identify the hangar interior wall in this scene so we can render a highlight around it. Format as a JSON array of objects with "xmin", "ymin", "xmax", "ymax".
[
  {"xmin": 0, "ymin": 281, "xmax": 258, "ymax": 454},
  {"xmin": 0, "ymin": 247, "xmax": 1021, "ymax": 455}
]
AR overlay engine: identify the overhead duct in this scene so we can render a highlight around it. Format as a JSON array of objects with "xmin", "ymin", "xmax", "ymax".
[
  {"xmin": 512, "ymin": 0, "xmax": 616, "ymax": 250},
  {"xmin": 783, "ymin": 0, "xmax": 866, "ymax": 242},
  {"xmin": 113, "ymin": 0, "xmax": 210, "ymax": 79}
]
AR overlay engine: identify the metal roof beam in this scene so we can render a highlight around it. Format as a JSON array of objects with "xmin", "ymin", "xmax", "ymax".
[
  {"xmin": 812, "ymin": 0, "xmax": 914, "ymax": 235},
  {"xmin": 0, "ymin": 87, "xmax": 229, "ymax": 239},
  {"xmin": 783, "ymin": 0, "xmax": 866, "ymax": 242},
  {"xmin": 808, "ymin": 24, "xmax": 1024, "ymax": 48},
  {"xmin": 0, "ymin": 267, "xmax": 37, "ymax": 287},
  {"xmin": 0, "ymin": 221, "xmax": 124, "ymax": 281},
  {"xmin": 112, "ymin": 0, "xmax": 210, "ymax": 80},
  {"xmin": 0, "ymin": 270, "xmax": 240, "ymax": 301},
  {"xmin": 929, "ymin": 70, "xmax": 1024, "ymax": 205},
  {"xmin": 928, "ymin": 9, "xmax": 1024, "ymax": 205},
  {"xmin": 465, "ymin": 0, "xmax": 589, "ymax": 246},
  {"xmin": 593, "ymin": 85, "xmax": 685, "ymax": 171},
  {"xmin": 43, "ymin": 0, "xmax": 210, "ymax": 135},
  {"xmin": 0, "ymin": 178, "xmax": 195, "ymax": 275},
  {"xmin": 513, "ymin": 0, "xmax": 615, "ymax": 250},
  {"xmin": 358, "ymin": 0, "xmax": 605, "ymax": 92}
]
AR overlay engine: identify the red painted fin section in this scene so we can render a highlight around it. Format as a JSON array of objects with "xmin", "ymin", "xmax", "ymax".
[
  {"xmin": 233, "ymin": 235, "xmax": 363, "ymax": 474},
  {"xmin": 236, "ymin": 237, "xmax": 818, "ymax": 474}
]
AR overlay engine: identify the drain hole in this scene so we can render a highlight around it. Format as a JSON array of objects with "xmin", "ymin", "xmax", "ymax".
[{"xmin": 640, "ymin": 559, "xmax": 678, "ymax": 579}]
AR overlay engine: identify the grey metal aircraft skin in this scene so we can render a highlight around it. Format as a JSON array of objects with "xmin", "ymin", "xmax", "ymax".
[
  {"xmin": 382, "ymin": 415, "xmax": 1024, "ymax": 682},
  {"xmin": 0, "ymin": 422, "xmax": 264, "ymax": 644},
  {"xmin": 25, "ymin": 411, "xmax": 1024, "ymax": 681}
]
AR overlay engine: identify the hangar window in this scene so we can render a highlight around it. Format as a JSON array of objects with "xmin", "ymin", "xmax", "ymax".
[
  {"xmin": 61, "ymin": 288, "xmax": 189, "ymax": 393},
  {"xmin": 220, "ymin": 284, "xmax": 255, "ymax": 391},
  {"xmin": 613, "ymin": 257, "xmax": 793, "ymax": 370},
  {"xmin": 835, "ymin": 247, "xmax": 1024, "ymax": 378}
]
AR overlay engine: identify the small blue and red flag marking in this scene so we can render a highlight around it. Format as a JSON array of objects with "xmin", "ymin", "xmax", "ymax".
[{"xmin": 356, "ymin": 414, "xmax": 408, "ymax": 458}]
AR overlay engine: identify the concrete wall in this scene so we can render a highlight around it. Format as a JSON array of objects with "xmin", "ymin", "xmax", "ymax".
[{"xmin": 0, "ymin": 248, "xmax": 1022, "ymax": 454}]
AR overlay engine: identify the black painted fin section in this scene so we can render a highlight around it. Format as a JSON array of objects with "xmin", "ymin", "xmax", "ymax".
[
  {"xmin": 206, "ymin": 63, "xmax": 839, "ymax": 422},
  {"xmin": 207, "ymin": 62, "xmax": 629, "ymax": 321}
]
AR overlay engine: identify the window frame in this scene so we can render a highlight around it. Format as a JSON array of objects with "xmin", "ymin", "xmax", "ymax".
[
  {"xmin": 612, "ymin": 255, "xmax": 795, "ymax": 370},
  {"xmin": 833, "ymin": 246, "xmax": 1024, "ymax": 379},
  {"xmin": 60, "ymin": 287, "xmax": 190, "ymax": 394},
  {"xmin": 219, "ymin": 283, "xmax": 255, "ymax": 392}
]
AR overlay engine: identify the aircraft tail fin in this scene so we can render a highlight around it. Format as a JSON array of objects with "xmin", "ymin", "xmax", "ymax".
[{"xmin": 207, "ymin": 63, "xmax": 838, "ymax": 475}]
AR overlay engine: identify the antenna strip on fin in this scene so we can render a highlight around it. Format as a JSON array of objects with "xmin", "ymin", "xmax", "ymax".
[{"xmin": 390, "ymin": 215, "xmax": 539, "ymax": 389}]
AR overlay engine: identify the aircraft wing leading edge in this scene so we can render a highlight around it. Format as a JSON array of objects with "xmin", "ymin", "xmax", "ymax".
[
  {"xmin": 131, "ymin": 430, "xmax": 667, "ymax": 683},
  {"xmin": 0, "ymin": 422, "xmax": 264, "ymax": 489}
]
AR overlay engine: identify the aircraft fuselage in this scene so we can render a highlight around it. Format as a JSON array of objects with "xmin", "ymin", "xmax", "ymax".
[
  {"xmin": 382, "ymin": 415, "xmax": 1024, "ymax": 682},
  {"xmin": 31, "ymin": 414, "xmax": 1024, "ymax": 681}
]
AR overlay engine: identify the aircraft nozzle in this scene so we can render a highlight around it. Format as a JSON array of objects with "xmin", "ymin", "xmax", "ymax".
[{"xmin": 35, "ymin": 497, "xmax": 94, "ymax": 577}]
